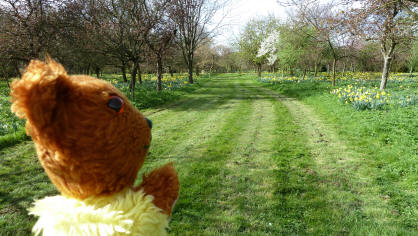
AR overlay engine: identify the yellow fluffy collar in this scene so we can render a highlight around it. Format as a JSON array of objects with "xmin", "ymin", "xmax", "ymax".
[{"xmin": 29, "ymin": 188, "xmax": 168, "ymax": 236}]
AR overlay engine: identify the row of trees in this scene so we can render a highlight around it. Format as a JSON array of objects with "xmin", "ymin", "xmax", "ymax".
[
  {"xmin": 237, "ymin": 0, "xmax": 417, "ymax": 89},
  {"xmin": 0, "ymin": 0, "xmax": 222, "ymax": 93},
  {"xmin": 1, "ymin": 0, "xmax": 416, "ymax": 91}
]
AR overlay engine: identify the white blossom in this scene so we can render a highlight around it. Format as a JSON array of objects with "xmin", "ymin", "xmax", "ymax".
[{"xmin": 257, "ymin": 30, "xmax": 280, "ymax": 65}]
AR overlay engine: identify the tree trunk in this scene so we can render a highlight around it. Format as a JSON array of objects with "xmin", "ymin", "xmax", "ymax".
[
  {"xmin": 169, "ymin": 66, "xmax": 174, "ymax": 77},
  {"xmin": 3, "ymin": 77, "xmax": 10, "ymax": 88},
  {"xmin": 196, "ymin": 65, "xmax": 200, "ymax": 76},
  {"xmin": 121, "ymin": 62, "xmax": 127, "ymax": 82},
  {"xmin": 327, "ymin": 63, "xmax": 330, "ymax": 76},
  {"xmin": 188, "ymin": 54, "xmax": 194, "ymax": 84},
  {"xmin": 409, "ymin": 65, "xmax": 413, "ymax": 77},
  {"xmin": 138, "ymin": 65, "xmax": 142, "ymax": 84},
  {"xmin": 342, "ymin": 62, "xmax": 346, "ymax": 76},
  {"xmin": 332, "ymin": 58, "xmax": 336, "ymax": 86},
  {"xmin": 95, "ymin": 67, "xmax": 100, "ymax": 79},
  {"xmin": 130, "ymin": 61, "xmax": 138, "ymax": 100},
  {"xmin": 314, "ymin": 63, "xmax": 318, "ymax": 77},
  {"xmin": 380, "ymin": 56, "xmax": 392, "ymax": 90},
  {"xmin": 257, "ymin": 64, "xmax": 262, "ymax": 77},
  {"xmin": 302, "ymin": 68, "xmax": 307, "ymax": 80},
  {"xmin": 86, "ymin": 64, "xmax": 91, "ymax": 75},
  {"xmin": 157, "ymin": 55, "xmax": 163, "ymax": 92}
]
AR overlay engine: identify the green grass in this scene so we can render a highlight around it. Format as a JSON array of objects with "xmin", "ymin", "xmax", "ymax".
[
  {"xmin": 258, "ymin": 75, "xmax": 417, "ymax": 233},
  {"xmin": 0, "ymin": 73, "xmax": 416, "ymax": 235},
  {"xmin": 0, "ymin": 141, "xmax": 57, "ymax": 235},
  {"xmin": 0, "ymin": 128, "xmax": 30, "ymax": 149}
]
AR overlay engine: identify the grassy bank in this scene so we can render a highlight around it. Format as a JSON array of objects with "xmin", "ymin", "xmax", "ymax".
[{"xmin": 258, "ymin": 74, "xmax": 418, "ymax": 231}]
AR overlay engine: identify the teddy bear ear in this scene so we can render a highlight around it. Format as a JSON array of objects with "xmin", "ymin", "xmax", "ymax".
[{"xmin": 10, "ymin": 58, "xmax": 69, "ymax": 133}]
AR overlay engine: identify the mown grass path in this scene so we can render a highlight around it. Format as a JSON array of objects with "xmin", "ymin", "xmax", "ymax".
[{"xmin": 1, "ymin": 75, "xmax": 414, "ymax": 235}]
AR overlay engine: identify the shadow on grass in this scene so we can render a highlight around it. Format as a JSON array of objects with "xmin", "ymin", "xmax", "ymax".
[{"xmin": 0, "ymin": 142, "xmax": 57, "ymax": 235}]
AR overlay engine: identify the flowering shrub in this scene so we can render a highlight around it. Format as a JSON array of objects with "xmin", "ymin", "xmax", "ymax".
[{"xmin": 257, "ymin": 30, "xmax": 280, "ymax": 66}]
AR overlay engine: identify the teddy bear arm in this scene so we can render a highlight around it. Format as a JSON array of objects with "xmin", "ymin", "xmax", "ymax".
[{"xmin": 135, "ymin": 163, "xmax": 179, "ymax": 215}]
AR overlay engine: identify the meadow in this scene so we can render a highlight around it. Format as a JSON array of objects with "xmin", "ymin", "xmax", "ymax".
[
  {"xmin": 0, "ymin": 72, "xmax": 417, "ymax": 235},
  {"xmin": 258, "ymin": 72, "xmax": 417, "ymax": 232}
]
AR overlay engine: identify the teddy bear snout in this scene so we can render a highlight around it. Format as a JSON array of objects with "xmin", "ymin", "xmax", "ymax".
[{"xmin": 145, "ymin": 118, "xmax": 152, "ymax": 129}]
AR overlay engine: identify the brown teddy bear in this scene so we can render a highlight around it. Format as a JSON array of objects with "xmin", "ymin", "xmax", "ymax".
[{"xmin": 10, "ymin": 58, "xmax": 179, "ymax": 235}]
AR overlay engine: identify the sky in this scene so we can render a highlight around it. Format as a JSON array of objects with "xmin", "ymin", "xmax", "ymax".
[{"xmin": 212, "ymin": 0, "xmax": 291, "ymax": 46}]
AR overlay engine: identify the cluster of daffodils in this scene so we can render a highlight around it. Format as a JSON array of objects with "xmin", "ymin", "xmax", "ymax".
[
  {"xmin": 147, "ymin": 74, "xmax": 191, "ymax": 90},
  {"xmin": 259, "ymin": 76, "xmax": 302, "ymax": 84},
  {"xmin": 317, "ymin": 72, "xmax": 382, "ymax": 82},
  {"xmin": 396, "ymin": 95, "xmax": 416, "ymax": 107},
  {"xmin": 331, "ymin": 85, "xmax": 392, "ymax": 110}
]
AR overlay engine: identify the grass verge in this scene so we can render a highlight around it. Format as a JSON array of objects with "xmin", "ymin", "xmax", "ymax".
[{"xmin": 259, "ymin": 77, "xmax": 417, "ymax": 232}]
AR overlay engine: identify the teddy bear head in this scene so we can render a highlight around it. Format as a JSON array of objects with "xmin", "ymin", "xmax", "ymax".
[{"xmin": 11, "ymin": 59, "xmax": 152, "ymax": 199}]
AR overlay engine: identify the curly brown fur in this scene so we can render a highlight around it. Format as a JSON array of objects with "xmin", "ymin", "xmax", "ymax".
[
  {"xmin": 11, "ymin": 59, "xmax": 154, "ymax": 200},
  {"xmin": 136, "ymin": 163, "xmax": 180, "ymax": 215}
]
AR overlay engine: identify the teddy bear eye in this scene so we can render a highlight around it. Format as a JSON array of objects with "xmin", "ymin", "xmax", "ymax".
[{"xmin": 107, "ymin": 96, "xmax": 124, "ymax": 113}]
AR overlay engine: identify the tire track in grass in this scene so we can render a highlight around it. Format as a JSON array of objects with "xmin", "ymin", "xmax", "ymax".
[
  {"xmin": 166, "ymin": 79, "xmax": 255, "ymax": 234},
  {"xmin": 142, "ymin": 79, "xmax": 228, "ymax": 120},
  {"xmin": 256, "ymin": 84, "xmax": 409, "ymax": 235},
  {"xmin": 146, "ymin": 91, "xmax": 228, "ymax": 139},
  {"xmin": 206, "ymin": 81, "xmax": 279, "ymax": 235},
  {"xmin": 137, "ymin": 78, "xmax": 244, "ymax": 174},
  {"xmin": 141, "ymin": 86, "xmax": 213, "ymax": 118}
]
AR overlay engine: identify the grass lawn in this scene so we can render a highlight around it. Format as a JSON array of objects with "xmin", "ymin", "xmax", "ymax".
[
  {"xmin": 0, "ymin": 73, "xmax": 416, "ymax": 235},
  {"xmin": 258, "ymin": 74, "xmax": 417, "ymax": 233}
]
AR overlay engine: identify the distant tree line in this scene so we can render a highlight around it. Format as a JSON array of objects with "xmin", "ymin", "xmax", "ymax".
[
  {"xmin": 1, "ymin": 0, "xmax": 416, "ymax": 91},
  {"xmin": 0, "ymin": 0, "xmax": 222, "ymax": 92},
  {"xmin": 237, "ymin": 0, "xmax": 417, "ymax": 89}
]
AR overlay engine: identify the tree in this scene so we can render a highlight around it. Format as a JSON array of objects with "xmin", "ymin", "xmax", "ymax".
[
  {"xmin": 257, "ymin": 30, "xmax": 280, "ymax": 67},
  {"xmin": 143, "ymin": 0, "xmax": 177, "ymax": 91},
  {"xmin": 195, "ymin": 42, "xmax": 217, "ymax": 76},
  {"xmin": 172, "ymin": 0, "xmax": 223, "ymax": 83},
  {"xmin": 408, "ymin": 40, "xmax": 418, "ymax": 75},
  {"xmin": 85, "ymin": 0, "xmax": 149, "ymax": 98},
  {"xmin": 268, "ymin": 24, "xmax": 320, "ymax": 78},
  {"xmin": 291, "ymin": 0, "xmax": 348, "ymax": 86},
  {"xmin": 0, "ymin": 0, "xmax": 63, "ymax": 63},
  {"xmin": 239, "ymin": 18, "xmax": 279, "ymax": 77},
  {"xmin": 344, "ymin": 0, "xmax": 417, "ymax": 89}
]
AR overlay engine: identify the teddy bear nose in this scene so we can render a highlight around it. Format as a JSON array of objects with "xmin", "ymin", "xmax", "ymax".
[{"xmin": 145, "ymin": 118, "xmax": 152, "ymax": 129}]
